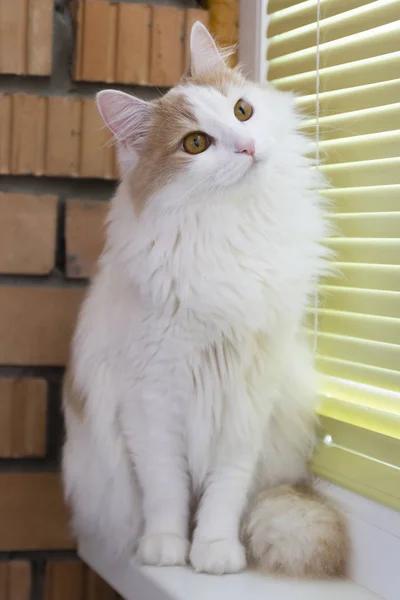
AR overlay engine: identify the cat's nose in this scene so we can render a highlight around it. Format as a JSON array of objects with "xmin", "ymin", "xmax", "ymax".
[{"xmin": 235, "ymin": 140, "xmax": 255, "ymax": 157}]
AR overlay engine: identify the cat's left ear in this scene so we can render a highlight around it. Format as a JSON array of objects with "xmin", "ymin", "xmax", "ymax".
[{"xmin": 190, "ymin": 21, "xmax": 226, "ymax": 77}]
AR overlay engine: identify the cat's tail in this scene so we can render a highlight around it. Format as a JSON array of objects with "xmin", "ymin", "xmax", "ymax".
[{"xmin": 242, "ymin": 484, "xmax": 348, "ymax": 578}]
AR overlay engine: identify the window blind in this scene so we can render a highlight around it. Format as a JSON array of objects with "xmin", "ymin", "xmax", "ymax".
[{"xmin": 266, "ymin": 0, "xmax": 400, "ymax": 509}]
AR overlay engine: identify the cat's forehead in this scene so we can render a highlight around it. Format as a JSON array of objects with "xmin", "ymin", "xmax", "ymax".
[
  {"xmin": 183, "ymin": 65, "xmax": 245, "ymax": 97},
  {"xmin": 181, "ymin": 82, "xmax": 243, "ymax": 114},
  {"xmin": 166, "ymin": 69, "xmax": 248, "ymax": 129},
  {"xmin": 158, "ymin": 67, "xmax": 247, "ymax": 122}
]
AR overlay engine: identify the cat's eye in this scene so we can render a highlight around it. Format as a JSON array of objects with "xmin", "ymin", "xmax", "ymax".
[
  {"xmin": 182, "ymin": 132, "xmax": 211, "ymax": 155},
  {"xmin": 234, "ymin": 99, "xmax": 253, "ymax": 122}
]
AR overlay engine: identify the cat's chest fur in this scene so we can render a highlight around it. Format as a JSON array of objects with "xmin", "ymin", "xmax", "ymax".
[
  {"xmin": 105, "ymin": 185, "xmax": 323, "ymax": 489},
  {"xmin": 142, "ymin": 191, "xmax": 321, "ymax": 339}
]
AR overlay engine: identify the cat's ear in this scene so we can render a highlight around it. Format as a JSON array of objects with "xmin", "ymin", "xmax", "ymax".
[
  {"xmin": 96, "ymin": 90, "xmax": 151, "ymax": 173},
  {"xmin": 97, "ymin": 90, "xmax": 151, "ymax": 150},
  {"xmin": 190, "ymin": 21, "xmax": 225, "ymax": 77}
]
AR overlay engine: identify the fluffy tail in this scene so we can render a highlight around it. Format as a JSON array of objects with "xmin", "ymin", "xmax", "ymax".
[{"xmin": 243, "ymin": 484, "xmax": 348, "ymax": 578}]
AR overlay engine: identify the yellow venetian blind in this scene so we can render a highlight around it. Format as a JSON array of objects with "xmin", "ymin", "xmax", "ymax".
[{"xmin": 267, "ymin": 0, "xmax": 400, "ymax": 510}]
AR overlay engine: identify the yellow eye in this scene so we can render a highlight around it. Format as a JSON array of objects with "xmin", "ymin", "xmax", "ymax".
[
  {"xmin": 182, "ymin": 132, "xmax": 211, "ymax": 155},
  {"xmin": 234, "ymin": 99, "xmax": 253, "ymax": 122}
]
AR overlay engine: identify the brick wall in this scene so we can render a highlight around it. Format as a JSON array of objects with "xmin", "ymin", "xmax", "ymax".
[
  {"xmin": 0, "ymin": 1, "xmax": 238, "ymax": 598},
  {"xmin": 207, "ymin": 0, "xmax": 239, "ymax": 57}
]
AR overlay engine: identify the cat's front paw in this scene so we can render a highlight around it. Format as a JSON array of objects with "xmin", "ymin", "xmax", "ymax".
[
  {"xmin": 137, "ymin": 533, "xmax": 189, "ymax": 567},
  {"xmin": 190, "ymin": 538, "xmax": 246, "ymax": 574}
]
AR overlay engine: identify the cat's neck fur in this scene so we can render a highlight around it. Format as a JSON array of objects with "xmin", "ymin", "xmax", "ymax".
[{"xmin": 102, "ymin": 153, "xmax": 327, "ymax": 345}]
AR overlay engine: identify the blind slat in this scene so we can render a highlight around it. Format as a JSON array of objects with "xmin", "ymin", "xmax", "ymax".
[
  {"xmin": 321, "ymin": 185, "xmax": 400, "ymax": 213},
  {"xmin": 317, "ymin": 394, "xmax": 400, "ymax": 444},
  {"xmin": 268, "ymin": 0, "xmax": 376, "ymax": 37},
  {"xmin": 313, "ymin": 332, "xmax": 400, "ymax": 372},
  {"xmin": 318, "ymin": 379, "xmax": 400, "ymax": 440},
  {"xmin": 316, "ymin": 356, "xmax": 400, "ymax": 393},
  {"xmin": 268, "ymin": 0, "xmax": 399, "ymax": 60},
  {"xmin": 272, "ymin": 51, "xmax": 400, "ymax": 94},
  {"xmin": 320, "ymin": 131, "xmax": 400, "ymax": 163},
  {"xmin": 295, "ymin": 80, "xmax": 400, "ymax": 116},
  {"xmin": 321, "ymin": 376, "xmax": 400, "ymax": 416},
  {"xmin": 307, "ymin": 309, "xmax": 400, "ymax": 345},
  {"xmin": 326, "ymin": 239, "xmax": 400, "ymax": 265},
  {"xmin": 268, "ymin": 22, "xmax": 400, "ymax": 80},
  {"xmin": 324, "ymin": 264, "xmax": 400, "ymax": 292},
  {"xmin": 302, "ymin": 104, "xmax": 400, "ymax": 140},
  {"xmin": 320, "ymin": 158, "xmax": 400, "ymax": 187},
  {"xmin": 330, "ymin": 211, "xmax": 400, "ymax": 238},
  {"xmin": 268, "ymin": 0, "xmax": 306, "ymax": 15},
  {"xmin": 320, "ymin": 286, "xmax": 400, "ymax": 318}
]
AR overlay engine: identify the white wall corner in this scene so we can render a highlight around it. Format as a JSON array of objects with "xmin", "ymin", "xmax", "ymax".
[{"xmin": 238, "ymin": 0, "xmax": 269, "ymax": 83}]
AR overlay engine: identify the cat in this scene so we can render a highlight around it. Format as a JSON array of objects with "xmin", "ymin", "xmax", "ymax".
[{"xmin": 62, "ymin": 22, "xmax": 348, "ymax": 577}]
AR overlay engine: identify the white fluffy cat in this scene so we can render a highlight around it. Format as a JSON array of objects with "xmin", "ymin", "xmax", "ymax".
[{"xmin": 62, "ymin": 23, "xmax": 347, "ymax": 577}]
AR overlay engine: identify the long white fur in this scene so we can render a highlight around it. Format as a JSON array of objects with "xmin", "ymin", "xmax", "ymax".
[{"xmin": 63, "ymin": 23, "xmax": 334, "ymax": 574}]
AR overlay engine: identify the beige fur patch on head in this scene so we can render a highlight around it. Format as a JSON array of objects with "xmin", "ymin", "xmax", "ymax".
[
  {"xmin": 183, "ymin": 63, "xmax": 244, "ymax": 97},
  {"xmin": 128, "ymin": 53, "xmax": 246, "ymax": 214},
  {"xmin": 128, "ymin": 92, "xmax": 199, "ymax": 214}
]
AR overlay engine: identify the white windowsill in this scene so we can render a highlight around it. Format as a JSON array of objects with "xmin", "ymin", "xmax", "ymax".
[
  {"xmin": 79, "ymin": 539, "xmax": 379, "ymax": 600},
  {"xmin": 79, "ymin": 481, "xmax": 400, "ymax": 600}
]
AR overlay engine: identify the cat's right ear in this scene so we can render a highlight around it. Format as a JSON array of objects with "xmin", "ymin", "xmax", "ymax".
[
  {"xmin": 96, "ymin": 90, "xmax": 151, "ymax": 156},
  {"xmin": 190, "ymin": 21, "xmax": 226, "ymax": 77}
]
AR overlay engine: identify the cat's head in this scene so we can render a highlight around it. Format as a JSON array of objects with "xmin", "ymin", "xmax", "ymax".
[{"xmin": 97, "ymin": 22, "xmax": 296, "ymax": 211}]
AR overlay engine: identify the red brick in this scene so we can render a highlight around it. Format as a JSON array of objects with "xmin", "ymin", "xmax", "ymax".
[
  {"xmin": 0, "ymin": 193, "xmax": 57, "ymax": 275},
  {"xmin": 150, "ymin": 6, "xmax": 185, "ymax": 87},
  {"xmin": 0, "ymin": 287, "xmax": 84, "ymax": 366},
  {"xmin": 0, "ymin": 473, "xmax": 74, "ymax": 550},
  {"xmin": 0, "ymin": 378, "xmax": 47, "ymax": 458},
  {"xmin": 0, "ymin": 561, "xmax": 31, "ymax": 600},
  {"xmin": 74, "ymin": 0, "xmax": 118, "ymax": 83},
  {"xmin": 5, "ymin": 93, "xmax": 118, "ymax": 179},
  {"xmin": 46, "ymin": 97, "xmax": 81, "ymax": 177},
  {"xmin": 10, "ymin": 94, "xmax": 46, "ymax": 175},
  {"xmin": 0, "ymin": 93, "xmax": 12, "ymax": 174},
  {"xmin": 0, "ymin": 0, "xmax": 52, "ymax": 75},
  {"xmin": 27, "ymin": 0, "xmax": 53, "ymax": 75},
  {"xmin": 116, "ymin": 3, "xmax": 151, "ymax": 85},
  {"xmin": 44, "ymin": 561, "xmax": 119, "ymax": 600},
  {"xmin": 44, "ymin": 561, "xmax": 84, "ymax": 600},
  {"xmin": 0, "ymin": 0, "xmax": 29, "ymax": 74}
]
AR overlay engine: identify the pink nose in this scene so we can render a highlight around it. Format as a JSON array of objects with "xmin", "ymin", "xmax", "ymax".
[{"xmin": 235, "ymin": 140, "xmax": 255, "ymax": 157}]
